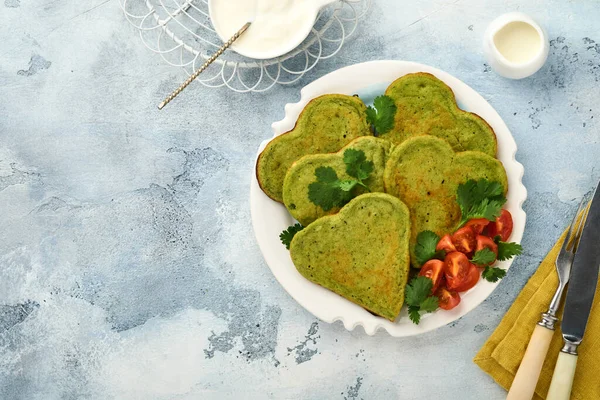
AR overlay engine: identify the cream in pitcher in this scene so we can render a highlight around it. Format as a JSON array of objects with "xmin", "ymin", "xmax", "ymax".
[{"xmin": 483, "ymin": 12, "xmax": 549, "ymax": 79}]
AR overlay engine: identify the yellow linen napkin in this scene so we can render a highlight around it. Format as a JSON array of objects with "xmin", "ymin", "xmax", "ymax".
[{"xmin": 474, "ymin": 229, "xmax": 600, "ymax": 400}]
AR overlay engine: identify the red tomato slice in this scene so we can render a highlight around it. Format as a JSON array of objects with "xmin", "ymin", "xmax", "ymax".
[
  {"xmin": 475, "ymin": 235, "xmax": 498, "ymax": 265},
  {"xmin": 436, "ymin": 287, "xmax": 461, "ymax": 310},
  {"xmin": 436, "ymin": 234, "xmax": 456, "ymax": 253},
  {"xmin": 451, "ymin": 226, "xmax": 477, "ymax": 255},
  {"xmin": 444, "ymin": 252, "xmax": 480, "ymax": 292},
  {"xmin": 464, "ymin": 218, "xmax": 490, "ymax": 235},
  {"xmin": 487, "ymin": 209, "xmax": 514, "ymax": 242},
  {"xmin": 419, "ymin": 260, "xmax": 445, "ymax": 293},
  {"xmin": 454, "ymin": 263, "xmax": 481, "ymax": 292},
  {"xmin": 444, "ymin": 252, "xmax": 471, "ymax": 291}
]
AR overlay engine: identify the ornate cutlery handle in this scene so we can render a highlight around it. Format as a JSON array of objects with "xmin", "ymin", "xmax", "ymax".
[
  {"xmin": 506, "ymin": 323, "xmax": 555, "ymax": 400},
  {"xmin": 158, "ymin": 22, "xmax": 251, "ymax": 110}
]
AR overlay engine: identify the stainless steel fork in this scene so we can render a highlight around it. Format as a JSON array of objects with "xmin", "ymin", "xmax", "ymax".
[{"xmin": 506, "ymin": 198, "xmax": 588, "ymax": 400}]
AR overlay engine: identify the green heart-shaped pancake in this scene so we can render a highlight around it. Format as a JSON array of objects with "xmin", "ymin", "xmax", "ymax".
[
  {"xmin": 257, "ymin": 94, "xmax": 372, "ymax": 203},
  {"xmin": 283, "ymin": 137, "xmax": 392, "ymax": 226},
  {"xmin": 290, "ymin": 193, "xmax": 411, "ymax": 321},
  {"xmin": 384, "ymin": 136, "xmax": 507, "ymax": 267},
  {"xmin": 384, "ymin": 73, "xmax": 497, "ymax": 156}
]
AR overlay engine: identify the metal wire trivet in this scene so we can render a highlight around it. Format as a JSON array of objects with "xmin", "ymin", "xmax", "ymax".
[{"xmin": 119, "ymin": 0, "xmax": 371, "ymax": 92}]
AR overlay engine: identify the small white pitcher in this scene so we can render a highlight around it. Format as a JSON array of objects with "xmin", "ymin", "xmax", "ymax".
[{"xmin": 483, "ymin": 12, "xmax": 549, "ymax": 79}]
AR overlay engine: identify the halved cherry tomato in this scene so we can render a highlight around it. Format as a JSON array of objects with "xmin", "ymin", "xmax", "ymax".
[
  {"xmin": 464, "ymin": 218, "xmax": 490, "ymax": 235},
  {"xmin": 444, "ymin": 252, "xmax": 480, "ymax": 292},
  {"xmin": 419, "ymin": 259, "xmax": 445, "ymax": 293},
  {"xmin": 451, "ymin": 226, "xmax": 477, "ymax": 254},
  {"xmin": 436, "ymin": 287, "xmax": 461, "ymax": 310},
  {"xmin": 436, "ymin": 234, "xmax": 456, "ymax": 253},
  {"xmin": 475, "ymin": 235, "xmax": 498, "ymax": 265},
  {"xmin": 487, "ymin": 209, "xmax": 514, "ymax": 242},
  {"xmin": 454, "ymin": 264, "xmax": 481, "ymax": 292}
]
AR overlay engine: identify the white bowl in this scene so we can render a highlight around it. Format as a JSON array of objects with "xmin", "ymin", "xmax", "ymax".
[
  {"xmin": 483, "ymin": 12, "xmax": 549, "ymax": 79},
  {"xmin": 208, "ymin": 0, "xmax": 335, "ymax": 60}
]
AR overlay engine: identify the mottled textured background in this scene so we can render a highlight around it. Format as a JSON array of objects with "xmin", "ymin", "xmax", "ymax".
[{"xmin": 1, "ymin": 1, "xmax": 599, "ymax": 399}]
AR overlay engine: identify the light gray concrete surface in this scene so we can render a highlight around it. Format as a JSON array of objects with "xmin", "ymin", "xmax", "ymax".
[{"xmin": 1, "ymin": 1, "xmax": 599, "ymax": 399}]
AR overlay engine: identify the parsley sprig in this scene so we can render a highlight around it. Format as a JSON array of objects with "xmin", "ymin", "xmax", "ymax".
[
  {"xmin": 414, "ymin": 230, "xmax": 445, "ymax": 266},
  {"xmin": 496, "ymin": 239, "xmax": 523, "ymax": 261},
  {"xmin": 343, "ymin": 148, "xmax": 374, "ymax": 181},
  {"xmin": 406, "ymin": 276, "xmax": 439, "ymax": 324},
  {"xmin": 482, "ymin": 266, "xmax": 507, "ymax": 283},
  {"xmin": 471, "ymin": 248, "xmax": 496, "ymax": 266},
  {"xmin": 474, "ymin": 237, "xmax": 523, "ymax": 282},
  {"xmin": 279, "ymin": 223, "xmax": 304, "ymax": 249},
  {"xmin": 366, "ymin": 95, "xmax": 396, "ymax": 135},
  {"xmin": 456, "ymin": 179, "xmax": 506, "ymax": 229},
  {"xmin": 308, "ymin": 149, "xmax": 374, "ymax": 211}
]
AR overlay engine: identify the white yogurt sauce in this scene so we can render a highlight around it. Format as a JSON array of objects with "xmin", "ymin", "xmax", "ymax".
[
  {"xmin": 493, "ymin": 21, "xmax": 542, "ymax": 64},
  {"xmin": 211, "ymin": 0, "xmax": 315, "ymax": 58}
]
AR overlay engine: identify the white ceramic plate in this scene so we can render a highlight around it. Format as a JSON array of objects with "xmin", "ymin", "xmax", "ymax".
[{"xmin": 250, "ymin": 60, "xmax": 527, "ymax": 337}]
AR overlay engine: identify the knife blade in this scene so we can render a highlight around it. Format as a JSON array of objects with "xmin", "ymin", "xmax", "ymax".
[{"xmin": 561, "ymin": 183, "xmax": 600, "ymax": 347}]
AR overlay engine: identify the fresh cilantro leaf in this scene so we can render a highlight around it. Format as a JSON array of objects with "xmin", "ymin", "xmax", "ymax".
[
  {"xmin": 405, "ymin": 276, "xmax": 439, "ymax": 324},
  {"xmin": 408, "ymin": 305, "xmax": 421, "ymax": 324},
  {"xmin": 419, "ymin": 296, "xmax": 440, "ymax": 313},
  {"xmin": 308, "ymin": 167, "xmax": 353, "ymax": 211},
  {"xmin": 338, "ymin": 180, "xmax": 359, "ymax": 192},
  {"xmin": 315, "ymin": 166, "xmax": 338, "ymax": 183},
  {"xmin": 343, "ymin": 148, "xmax": 374, "ymax": 181},
  {"xmin": 414, "ymin": 230, "xmax": 444, "ymax": 266},
  {"xmin": 456, "ymin": 179, "xmax": 507, "ymax": 228},
  {"xmin": 484, "ymin": 199, "xmax": 506, "ymax": 220},
  {"xmin": 279, "ymin": 223, "xmax": 304, "ymax": 249},
  {"xmin": 466, "ymin": 179, "xmax": 504, "ymax": 201},
  {"xmin": 482, "ymin": 266, "xmax": 507, "ymax": 282},
  {"xmin": 405, "ymin": 276, "xmax": 433, "ymax": 306},
  {"xmin": 308, "ymin": 180, "xmax": 336, "ymax": 211},
  {"xmin": 308, "ymin": 180, "xmax": 350, "ymax": 211},
  {"xmin": 477, "ymin": 240, "xmax": 521, "ymax": 281},
  {"xmin": 471, "ymin": 248, "xmax": 497, "ymax": 266},
  {"xmin": 366, "ymin": 95, "xmax": 397, "ymax": 134},
  {"xmin": 307, "ymin": 151, "xmax": 374, "ymax": 211},
  {"xmin": 342, "ymin": 147, "xmax": 365, "ymax": 166},
  {"xmin": 497, "ymin": 241, "xmax": 523, "ymax": 261}
]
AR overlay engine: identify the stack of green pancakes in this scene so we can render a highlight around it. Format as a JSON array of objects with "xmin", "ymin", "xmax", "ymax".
[{"xmin": 256, "ymin": 73, "xmax": 507, "ymax": 321}]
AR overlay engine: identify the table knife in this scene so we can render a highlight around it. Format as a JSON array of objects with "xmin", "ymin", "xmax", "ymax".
[{"xmin": 547, "ymin": 181, "xmax": 600, "ymax": 400}]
